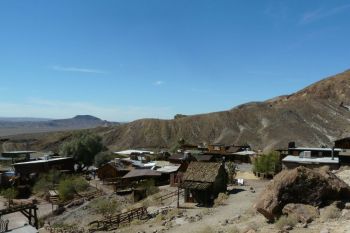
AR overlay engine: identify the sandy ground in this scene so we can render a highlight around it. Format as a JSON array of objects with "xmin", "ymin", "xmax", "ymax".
[{"xmin": 112, "ymin": 179, "xmax": 270, "ymax": 233}]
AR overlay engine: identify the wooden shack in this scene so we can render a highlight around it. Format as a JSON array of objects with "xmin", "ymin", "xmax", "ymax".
[
  {"xmin": 13, "ymin": 157, "xmax": 74, "ymax": 178},
  {"xmin": 122, "ymin": 169, "xmax": 161, "ymax": 182},
  {"xmin": 97, "ymin": 162, "xmax": 130, "ymax": 181},
  {"xmin": 180, "ymin": 162, "xmax": 228, "ymax": 206},
  {"xmin": 335, "ymin": 137, "xmax": 350, "ymax": 149}
]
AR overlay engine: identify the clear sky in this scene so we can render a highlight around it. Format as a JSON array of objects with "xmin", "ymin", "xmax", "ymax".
[{"xmin": 0, "ymin": 0, "xmax": 350, "ymax": 121}]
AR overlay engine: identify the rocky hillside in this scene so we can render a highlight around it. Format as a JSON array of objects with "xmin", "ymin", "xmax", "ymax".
[
  {"xmin": 102, "ymin": 69, "xmax": 350, "ymax": 151},
  {"xmin": 3, "ymin": 70, "xmax": 350, "ymax": 152}
]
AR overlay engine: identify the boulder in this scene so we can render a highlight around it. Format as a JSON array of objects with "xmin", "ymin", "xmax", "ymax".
[
  {"xmin": 255, "ymin": 166, "xmax": 350, "ymax": 221},
  {"xmin": 282, "ymin": 203, "xmax": 319, "ymax": 223}
]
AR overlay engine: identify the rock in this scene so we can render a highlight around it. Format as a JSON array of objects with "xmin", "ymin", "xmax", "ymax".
[
  {"xmin": 254, "ymin": 166, "xmax": 350, "ymax": 221},
  {"xmin": 282, "ymin": 203, "xmax": 319, "ymax": 223},
  {"xmin": 221, "ymin": 219, "xmax": 229, "ymax": 226},
  {"xmin": 345, "ymin": 202, "xmax": 350, "ymax": 209},
  {"xmin": 341, "ymin": 209, "xmax": 350, "ymax": 219},
  {"xmin": 244, "ymin": 229, "xmax": 256, "ymax": 233},
  {"xmin": 320, "ymin": 228, "xmax": 330, "ymax": 233},
  {"xmin": 283, "ymin": 225, "xmax": 293, "ymax": 231}
]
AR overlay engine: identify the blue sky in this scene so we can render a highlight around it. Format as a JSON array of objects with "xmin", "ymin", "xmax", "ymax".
[{"xmin": 0, "ymin": 0, "xmax": 350, "ymax": 121}]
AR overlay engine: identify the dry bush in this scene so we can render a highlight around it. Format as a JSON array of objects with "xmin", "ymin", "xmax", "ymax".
[
  {"xmin": 275, "ymin": 215, "xmax": 298, "ymax": 230},
  {"xmin": 322, "ymin": 205, "xmax": 341, "ymax": 220},
  {"xmin": 153, "ymin": 208, "xmax": 184, "ymax": 224},
  {"xmin": 195, "ymin": 225, "xmax": 214, "ymax": 233},
  {"xmin": 214, "ymin": 193, "xmax": 229, "ymax": 207},
  {"xmin": 153, "ymin": 212, "xmax": 165, "ymax": 223},
  {"xmin": 228, "ymin": 226, "xmax": 240, "ymax": 233},
  {"xmin": 130, "ymin": 219, "xmax": 143, "ymax": 226},
  {"xmin": 247, "ymin": 221, "xmax": 259, "ymax": 231},
  {"xmin": 201, "ymin": 208, "xmax": 213, "ymax": 216}
]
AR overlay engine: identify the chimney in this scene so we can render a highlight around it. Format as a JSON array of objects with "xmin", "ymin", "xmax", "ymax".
[{"xmin": 288, "ymin": 142, "xmax": 296, "ymax": 149}]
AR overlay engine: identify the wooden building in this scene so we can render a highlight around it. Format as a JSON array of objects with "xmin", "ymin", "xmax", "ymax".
[
  {"xmin": 207, "ymin": 144, "xmax": 227, "ymax": 154},
  {"xmin": 97, "ymin": 162, "xmax": 130, "ymax": 181},
  {"xmin": 180, "ymin": 162, "xmax": 228, "ymax": 206},
  {"xmin": 13, "ymin": 157, "xmax": 74, "ymax": 178},
  {"xmin": 122, "ymin": 169, "xmax": 161, "ymax": 182},
  {"xmin": 156, "ymin": 165, "xmax": 181, "ymax": 187},
  {"xmin": 282, "ymin": 156, "xmax": 339, "ymax": 170},
  {"xmin": 335, "ymin": 137, "xmax": 350, "ymax": 149}
]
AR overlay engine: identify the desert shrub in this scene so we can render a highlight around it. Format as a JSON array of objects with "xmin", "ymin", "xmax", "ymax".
[
  {"xmin": 225, "ymin": 161, "xmax": 237, "ymax": 184},
  {"xmin": 253, "ymin": 151, "xmax": 281, "ymax": 174},
  {"xmin": 33, "ymin": 169, "xmax": 61, "ymax": 195},
  {"xmin": 214, "ymin": 192, "xmax": 229, "ymax": 207},
  {"xmin": 1, "ymin": 187, "xmax": 18, "ymax": 206},
  {"xmin": 228, "ymin": 226, "xmax": 240, "ymax": 233},
  {"xmin": 322, "ymin": 205, "xmax": 341, "ymax": 220},
  {"xmin": 58, "ymin": 175, "xmax": 89, "ymax": 201},
  {"xmin": 275, "ymin": 215, "xmax": 298, "ymax": 230},
  {"xmin": 138, "ymin": 179, "xmax": 159, "ymax": 196},
  {"xmin": 195, "ymin": 225, "xmax": 214, "ymax": 233},
  {"xmin": 92, "ymin": 198, "xmax": 119, "ymax": 218},
  {"xmin": 201, "ymin": 208, "xmax": 213, "ymax": 216}
]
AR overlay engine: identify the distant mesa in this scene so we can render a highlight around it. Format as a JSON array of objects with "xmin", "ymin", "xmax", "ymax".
[
  {"xmin": 174, "ymin": 114, "xmax": 188, "ymax": 120},
  {"xmin": 72, "ymin": 115, "xmax": 102, "ymax": 121}
]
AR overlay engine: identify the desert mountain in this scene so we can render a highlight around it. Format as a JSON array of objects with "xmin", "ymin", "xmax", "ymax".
[
  {"xmin": 3, "ymin": 70, "xmax": 350, "ymax": 152},
  {"xmin": 101, "ymin": 69, "xmax": 350, "ymax": 151},
  {"xmin": 0, "ymin": 115, "xmax": 117, "ymax": 137}
]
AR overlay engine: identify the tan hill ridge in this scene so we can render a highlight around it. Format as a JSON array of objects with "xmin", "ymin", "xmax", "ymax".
[{"xmin": 3, "ymin": 69, "xmax": 350, "ymax": 152}]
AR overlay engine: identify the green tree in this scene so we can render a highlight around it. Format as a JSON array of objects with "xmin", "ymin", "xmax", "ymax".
[
  {"xmin": 253, "ymin": 152, "xmax": 281, "ymax": 174},
  {"xmin": 60, "ymin": 132, "xmax": 103, "ymax": 171},
  {"xmin": 94, "ymin": 151, "xmax": 114, "ymax": 167},
  {"xmin": 1, "ymin": 187, "xmax": 18, "ymax": 207}
]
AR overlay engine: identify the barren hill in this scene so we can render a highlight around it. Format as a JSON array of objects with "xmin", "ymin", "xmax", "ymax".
[
  {"xmin": 0, "ymin": 115, "xmax": 117, "ymax": 137},
  {"xmin": 102, "ymin": 69, "xmax": 350, "ymax": 151},
  {"xmin": 4, "ymin": 70, "xmax": 350, "ymax": 152}
]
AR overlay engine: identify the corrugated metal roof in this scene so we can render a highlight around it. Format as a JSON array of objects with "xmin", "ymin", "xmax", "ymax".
[
  {"xmin": 156, "ymin": 165, "xmax": 180, "ymax": 173},
  {"xmin": 122, "ymin": 169, "xmax": 161, "ymax": 179},
  {"xmin": 282, "ymin": 155, "xmax": 339, "ymax": 164}
]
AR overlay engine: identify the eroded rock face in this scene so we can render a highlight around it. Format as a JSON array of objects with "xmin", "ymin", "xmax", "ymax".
[
  {"xmin": 282, "ymin": 203, "xmax": 319, "ymax": 223},
  {"xmin": 254, "ymin": 166, "xmax": 350, "ymax": 221}
]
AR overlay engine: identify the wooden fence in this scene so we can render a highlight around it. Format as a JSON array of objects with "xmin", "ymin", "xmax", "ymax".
[
  {"xmin": 89, "ymin": 206, "xmax": 147, "ymax": 231},
  {"xmin": 45, "ymin": 225, "xmax": 85, "ymax": 233},
  {"xmin": 0, "ymin": 219, "xmax": 9, "ymax": 233},
  {"xmin": 156, "ymin": 189, "xmax": 184, "ymax": 203}
]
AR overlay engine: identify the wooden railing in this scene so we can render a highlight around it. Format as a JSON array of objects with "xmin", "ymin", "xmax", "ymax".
[
  {"xmin": 89, "ymin": 206, "xmax": 147, "ymax": 231},
  {"xmin": 45, "ymin": 225, "xmax": 85, "ymax": 233},
  {"xmin": 156, "ymin": 189, "xmax": 184, "ymax": 203},
  {"xmin": 0, "ymin": 202, "xmax": 38, "ymax": 229},
  {"xmin": 0, "ymin": 219, "xmax": 9, "ymax": 233}
]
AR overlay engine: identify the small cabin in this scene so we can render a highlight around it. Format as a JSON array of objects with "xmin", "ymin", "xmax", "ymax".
[
  {"xmin": 180, "ymin": 162, "xmax": 228, "ymax": 206},
  {"xmin": 335, "ymin": 137, "xmax": 350, "ymax": 149},
  {"xmin": 97, "ymin": 161, "xmax": 130, "ymax": 181}
]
